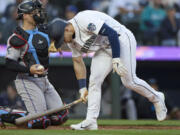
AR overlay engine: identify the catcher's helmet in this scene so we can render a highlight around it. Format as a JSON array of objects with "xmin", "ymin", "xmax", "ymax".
[
  {"xmin": 48, "ymin": 18, "xmax": 68, "ymax": 49},
  {"xmin": 17, "ymin": 0, "xmax": 46, "ymax": 24}
]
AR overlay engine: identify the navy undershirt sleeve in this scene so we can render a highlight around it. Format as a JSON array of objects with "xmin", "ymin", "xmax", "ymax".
[
  {"xmin": 6, "ymin": 58, "xmax": 30, "ymax": 73},
  {"xmin": 99, "ymin": 23, "xmax": 120, "ymax": 58}
]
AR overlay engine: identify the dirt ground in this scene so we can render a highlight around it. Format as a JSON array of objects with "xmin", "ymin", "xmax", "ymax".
[{"xmin": 2, "ymin": 125, "xmax": 180, "ymax": 130}]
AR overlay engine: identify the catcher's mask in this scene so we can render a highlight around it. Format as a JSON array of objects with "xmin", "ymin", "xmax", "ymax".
[{"xmin": 17, "ymin": 0, "xmax": 47, "ymax": 24}]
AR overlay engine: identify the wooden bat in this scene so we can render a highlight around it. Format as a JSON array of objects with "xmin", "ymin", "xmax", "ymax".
[{"xmin": 15, "ymin": 98, "xmax": 83, "ymax": 125}]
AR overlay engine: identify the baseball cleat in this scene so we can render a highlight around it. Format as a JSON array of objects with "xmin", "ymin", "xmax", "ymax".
[
  {"xmin": 70, "ymin": 119, "xmax": 98, "ymax": 130},
  {"xmin": 154, "ymin": 92, "xmax": 167, "ymax": 121}
]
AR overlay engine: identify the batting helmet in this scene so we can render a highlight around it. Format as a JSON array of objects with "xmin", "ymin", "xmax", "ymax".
[
  {"xmin": 48, "ymin": 18, "xmax": 68, "ymax": 49},
  {"xmin": 17, "ymin": 0, "xmax": 46, "ymax": 24}
]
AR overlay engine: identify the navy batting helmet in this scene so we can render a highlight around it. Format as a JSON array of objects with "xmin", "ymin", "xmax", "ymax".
[{"xmin": 48, "ymin": 18, "xmax": 68, "ymax": 49}]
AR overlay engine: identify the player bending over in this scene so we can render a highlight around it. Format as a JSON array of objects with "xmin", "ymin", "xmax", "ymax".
[{"xmin": 49, "ymin": 10, "xmax": 167, "ymax": 130}]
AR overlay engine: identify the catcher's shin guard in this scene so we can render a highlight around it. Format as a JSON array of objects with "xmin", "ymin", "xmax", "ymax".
[
  {"xmin": 50, "ymin": 109, "xmax": 69, "ymax": 125},
  {"xmin": 27, "ymin": 116, "xmax": 51, "ymax": 129}
]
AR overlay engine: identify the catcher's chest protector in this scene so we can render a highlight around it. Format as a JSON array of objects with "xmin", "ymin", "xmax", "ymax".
[{"xmin": 13, "ymin": 26, "xmax": 50, "ymax": 69}]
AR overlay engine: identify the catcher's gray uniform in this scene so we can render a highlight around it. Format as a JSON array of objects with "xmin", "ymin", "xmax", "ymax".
[
  {"xmin": 6, "ymin": 27, "xmax": 63, "ymax": 114},
  {"xmin": 3, "ymin": 0, "xmax": 68, "ymax": 129},
  {"xmin": 15, "ymin": 75, "xmax": 63, "ymax": 114}
]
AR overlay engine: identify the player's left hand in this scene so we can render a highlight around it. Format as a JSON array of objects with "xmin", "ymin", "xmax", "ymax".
[
  {"xmin": 79, "ymin": 88, "xmax": 88, "ymax": 103},
  {"xmin": 30, "ymin": 64, "xmax": 45, "ymax": 75},
  {"xmin": 112, "ymin": 58, "xmax": 128, "ymax": 77}
]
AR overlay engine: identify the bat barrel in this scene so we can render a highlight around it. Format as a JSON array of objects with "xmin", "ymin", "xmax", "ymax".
[{"xmin": 15, "ymin": 98, "xmax": 83, "ymax": 125}]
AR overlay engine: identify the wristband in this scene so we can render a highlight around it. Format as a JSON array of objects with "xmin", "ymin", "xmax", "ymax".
[{"xmin": 78, "ymin": 79, "xmax": 86, "ymax": 89}]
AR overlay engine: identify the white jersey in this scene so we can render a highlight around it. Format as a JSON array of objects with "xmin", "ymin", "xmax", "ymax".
[{"xmin": 68, "ymin": 10, "xmax": 128, "ymax": 57}]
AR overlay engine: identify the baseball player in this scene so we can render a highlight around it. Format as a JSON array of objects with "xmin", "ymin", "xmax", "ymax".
[
  {"xmin": 49, "ymin": 10, "xmax": 167, "ymax": 130},
  {"xmin": 1, "ymin": 0, "xmax": 68, "ymax": 129}
]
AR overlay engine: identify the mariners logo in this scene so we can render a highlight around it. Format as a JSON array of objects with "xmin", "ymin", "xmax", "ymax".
[{"xmin": 87, "ymin": 23, "xmax": 96, "ymax": 32}]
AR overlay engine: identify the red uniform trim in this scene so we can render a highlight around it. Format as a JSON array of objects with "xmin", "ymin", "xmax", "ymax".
[{"xmin": 10, "ymin": 33, "xmax": 28, "ymax": 49}]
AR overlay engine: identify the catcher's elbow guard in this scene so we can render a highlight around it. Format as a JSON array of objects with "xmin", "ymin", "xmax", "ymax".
[{"xmin": 49, "ymin": 109, "xmax": 69, "ymax": 126}]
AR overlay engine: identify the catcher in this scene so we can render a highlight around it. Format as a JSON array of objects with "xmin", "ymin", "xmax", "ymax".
[{"xmin": 0, "ymin": 0, "xmax": 68, "ymax": 129}]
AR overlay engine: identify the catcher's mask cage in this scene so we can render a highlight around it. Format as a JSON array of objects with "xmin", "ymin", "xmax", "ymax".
[{"xmin": 17, "ymin": 0, "xmax": 47, "ymax": 24}]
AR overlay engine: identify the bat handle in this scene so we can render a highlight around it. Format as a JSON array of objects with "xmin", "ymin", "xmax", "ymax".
[{"xmin": 74, "ymin": 98, "xmax": 83, "ymax": 104}]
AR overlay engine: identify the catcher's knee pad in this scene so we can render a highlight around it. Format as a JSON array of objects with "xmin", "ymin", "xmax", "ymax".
[
  {"xmin": 27, "ymin": 116, "xmax": 51, "ymax": 129},
  {"xmin": 50, "ymin": 109, "xmax": 69, "ymax": 126}
]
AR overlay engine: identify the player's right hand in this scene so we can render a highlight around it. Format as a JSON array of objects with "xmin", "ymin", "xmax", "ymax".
[
  {"xmin": 30, "ymin": 64, "xmax": 45, "ymax": 75},
  {"xmin": 79, "ymin": 88, "xmax": 88, "ymax": 103},
  {"xmin": 112, "ymin": 58, "xmax": 127, "ymax": 77}
]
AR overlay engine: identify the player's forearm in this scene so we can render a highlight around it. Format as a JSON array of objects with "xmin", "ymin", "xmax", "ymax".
[
  {"xmin": 6, "ymin": 58, "xmax": 30, "ymax": 73},
  {"xmin": 72, "ymin": 56, "xmax": 86, "ymax": 80},
  {"xmin": 73, "ymin": 56, "xmax": 88, "ymax": 101}
]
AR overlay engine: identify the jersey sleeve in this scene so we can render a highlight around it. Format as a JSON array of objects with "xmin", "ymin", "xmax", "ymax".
[
  {"xmin": 74, "ymin": 12, "xmax": 105, "ymax": 35},
  {"xmin": 67, "ymin": 43, "xmax": 82, "ymax": 58}
]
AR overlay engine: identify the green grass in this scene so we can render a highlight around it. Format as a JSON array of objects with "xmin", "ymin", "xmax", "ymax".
[
  {"xmin": 1, "ymin": 130, "xmax": 180, "ymax": 135},
  {"xmin": 65, "ymin": 119, "xmax": 180, "ymax": 126},
  {"xmin": 1, "ymin": 120, "xmax": 180, "ymax": 135}
]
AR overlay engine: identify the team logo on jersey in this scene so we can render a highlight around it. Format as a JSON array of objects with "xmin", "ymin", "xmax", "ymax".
[
  {"xmin": 87, "ymin": 23, "xmax": 96, "ymax": 32},
  {"xmin": 81, "ymin": 34, "xmax": 97, "ymax": 53}
]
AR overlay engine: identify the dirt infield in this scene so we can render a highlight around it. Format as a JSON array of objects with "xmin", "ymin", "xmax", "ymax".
[{"xmin": 2, "ymin": 125, "xmax": 180, "ymax": 130}]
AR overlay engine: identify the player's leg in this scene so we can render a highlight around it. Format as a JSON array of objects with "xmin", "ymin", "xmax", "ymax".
[
  {"xmin": 0, "ymin": 106, "xmax": 26, "ymax": 127},
  {"xmin": 44, "ymin": 78, "xmax": 68, "ymax": 126},
  {"xmin": 0, "ymin": 106, "xmax": 50, "ymax": 129},
  {"xmin": 70, "ymin": 49, "xmax": 112, "ymax": 130},
  {"xmin": 119, "ymin": 30, "xmax": 167, "ymax": 121},
  {"xmin": 15, "ymin": 75, "xmax": 51, "ymax": 128},
  {"xmin": 15, "ymin": 76, "xmax": 47, "ymax": 113},
  {"xmin": 87, "ymin": 49, "xmax": 112, "ymax": 120}
]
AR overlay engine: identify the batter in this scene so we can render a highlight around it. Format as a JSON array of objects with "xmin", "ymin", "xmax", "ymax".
[{"xmin": 45, "ymin": 10, "xmax": 167, "ymax": 130}]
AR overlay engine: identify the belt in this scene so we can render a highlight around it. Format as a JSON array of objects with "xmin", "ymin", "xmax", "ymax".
[{"xmin": 29, "ymin": 74, "xmax": 47, "ymax": 78}]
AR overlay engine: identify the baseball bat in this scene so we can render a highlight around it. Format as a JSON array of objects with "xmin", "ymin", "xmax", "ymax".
[{"xmin": 15, "ymin": 98, "xmax": 83, "ymax": 125}]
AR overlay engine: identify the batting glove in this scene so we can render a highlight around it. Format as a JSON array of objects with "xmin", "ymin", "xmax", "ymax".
[
  {"xmin": 112, "ymin": 58, "xmax": 128, "ymax": 77},
  {"xmin": 79, "ymin": 88, "xmax": 88, "ymax": 103}
]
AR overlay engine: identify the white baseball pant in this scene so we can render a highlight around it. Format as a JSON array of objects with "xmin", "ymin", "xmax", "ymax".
[{"xmin": 86, "ymin": 29, "xmax": 160, "ymax": 120}]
